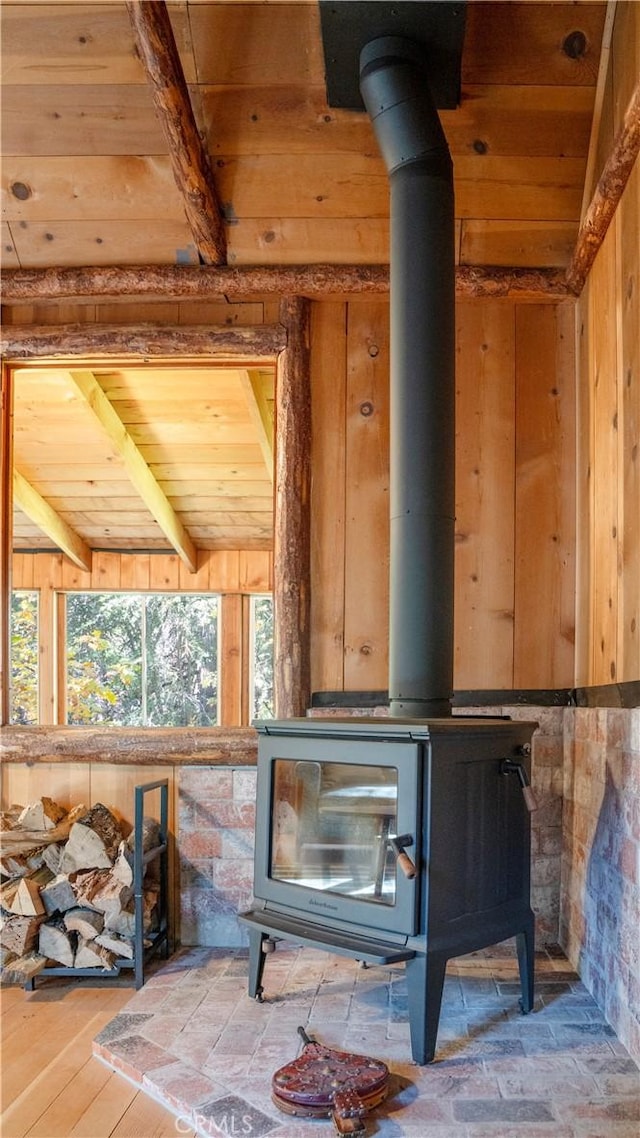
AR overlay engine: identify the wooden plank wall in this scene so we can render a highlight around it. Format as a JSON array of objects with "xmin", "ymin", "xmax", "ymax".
[
  {"xmin": 311, "ymin": 297, "xmax": 576, "ymax": 694},
  {"xmin": 575, "ymin": 2, "xmax": 640, "ymax": 686},
  {"xmin": 8, "ymin": 290, "xmax": 576, "ymax": 696}
]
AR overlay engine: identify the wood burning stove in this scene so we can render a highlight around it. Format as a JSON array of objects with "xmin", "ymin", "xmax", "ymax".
[
  {"xmin": 240, "ymin": 716, "xmax": 537, "ymax": 1064},
  {"xmin": 241, "ymin": 4, "xmax": 539, "ymax": 1064}
]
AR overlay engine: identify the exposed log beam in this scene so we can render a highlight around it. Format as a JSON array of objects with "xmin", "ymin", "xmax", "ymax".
[
  {"xmin": 0, "ymin": 264, "xmax": 573, "ymax": 304},
  {"xmin": 1, "ymin": 323, "xmax": 287, "ymax": 362},
  {"xmin": 13, "ymin": 469, "xmax": 92, "ymax": 572},
  {"xmin": 239, "ymin": 369, "xmax": 274, "ymax": 483},
  {"xmin": 274, "ymin": 296, "xmax": 311, "ymax": 719},
  {"xmin": 566, "ymin": 77, "xmax": 640, "ymax": 295},
  {"xmin": 125, "ymin": 0, "xmax": 226, "ymax": 265},
  {"xmin": 66, "ymin": 370, "xmax": 198, "ymax": 573}
]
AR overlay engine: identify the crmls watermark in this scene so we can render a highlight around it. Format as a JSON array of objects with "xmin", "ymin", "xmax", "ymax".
[{"xmin": 175, "ymin": 1112, "xmax": 255, "ymax": 1135}]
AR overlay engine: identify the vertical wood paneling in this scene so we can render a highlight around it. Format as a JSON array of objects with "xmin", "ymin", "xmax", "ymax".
[
  {"xmin": 33, "ymin": 553, "xmax": 62, "ymax": 724},
  {"xmin": 575, "ymin": 297, "xmax": 592, "ymax": 686},
  {"xmin": 149, "ymin": 553, "xmax": 180, "ymax": 591},
  {"xmin": 220, "ymin": 593, "xmax": 243, "ymax": 726},
  {"xmin": 344, "ymin": 301, "xmax": 390, "ymax": 691},
  {"xmin": 309, "ymin": 301, "xmax": 348, "ymax": 694},
  {"xmin": 589, "ymin": 220, "xmax": 619, "ymax": 684},
  {"xmin": 1, "ymin": 762, "xmax": 91, "ymax": 814},
  {"xmin": 514, "ymin": 303, "xmax": 576, "ymax": 687},
  {"xmin": 619, "ymin": 162, "xmax": 640, "ymax": 680},
  {"xmin": 510, "ymin": 302, "xmax": 576, "ymax": 682},
  {"xmin": 454, "ymin": 301, "xmax": 516, "ymax": 689},
  {"xmin": 121, "ymin": 552, "xmax": 151, "ymax": 590},
  {"xmin": 92, "ymin": 551, "xmax": 121, "ymax": 590}
]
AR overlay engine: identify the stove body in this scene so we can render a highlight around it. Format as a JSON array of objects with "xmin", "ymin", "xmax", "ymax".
[{"xmin": 241, "ymin": 716, "xmax": 536, "ymax": 1064}]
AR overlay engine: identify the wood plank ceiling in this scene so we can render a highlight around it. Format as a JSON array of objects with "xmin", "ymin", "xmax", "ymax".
[{"xmin": 0, "ymin": 1, "xmax": 612, "ymax": 564}]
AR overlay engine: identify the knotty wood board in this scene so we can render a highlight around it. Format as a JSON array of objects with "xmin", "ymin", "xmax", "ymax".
[
  {"xmin": 343, "ymin": 301, "xmax": 389, "ymax": 692},
  {"xmin": 309, "ymin": 302, "xmax": 347, "ymax": 694},
  {"xmin": 618, "ymin": 162, "xmax": 640, "ymax": 682},
  {"xmin": 589, "ymin": 216, "xmax": 620, "ymax": 685},
  {"xmin": 513, "ymin": 304, "xmax": 576, "ymax": 688},
  {"xmin": 454, "ymin": 301, "xmax": 516, "ymax": 690}
]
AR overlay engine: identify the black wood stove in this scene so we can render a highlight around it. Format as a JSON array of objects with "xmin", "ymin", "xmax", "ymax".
[
  {"xmin": 241, "ymin": 2, "xmax": 539, "ymax": 1063},
  {"xmin": 241, "ymin": 716, "xmax": 536, "ymax": 1064}
]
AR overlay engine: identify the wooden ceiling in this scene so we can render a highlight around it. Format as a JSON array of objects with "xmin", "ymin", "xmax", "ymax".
[
  {"xmin": 2, "ymin": 0, "xmax": 608, "ymax": 272},
  {"xmin": 1, "ymin": 1, "xmax": 614, "ymax": 564}
]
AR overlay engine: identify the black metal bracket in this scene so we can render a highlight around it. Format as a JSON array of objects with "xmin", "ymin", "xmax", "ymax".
[{"xmin": 319, "ymin": 1, "xmax": 466, "ymax": 110}]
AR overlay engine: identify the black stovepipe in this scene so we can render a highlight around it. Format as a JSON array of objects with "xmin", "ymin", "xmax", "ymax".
[{"xmin": 360, "ymin": 37, "xmax": 456, "ymax": 719}]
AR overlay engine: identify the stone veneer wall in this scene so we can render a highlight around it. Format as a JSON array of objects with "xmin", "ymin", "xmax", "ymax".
[
  {"xmin": 179, "ymin": 765, "xmax": 257, "ymax": 947},
  {"xmin": 560, "ymin": 706, "xmax": 640, "ymax": 1063}
]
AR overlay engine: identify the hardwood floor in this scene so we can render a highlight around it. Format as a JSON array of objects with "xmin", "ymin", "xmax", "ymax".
[{"xmin": 0, "ymin": 979, "xmax": 194, "ymax": 1138}]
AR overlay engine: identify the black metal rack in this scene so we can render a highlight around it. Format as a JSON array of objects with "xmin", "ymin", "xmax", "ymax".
[{"xmin": 24, "ymin": 779, "xmax": 170, "ymax": 991}]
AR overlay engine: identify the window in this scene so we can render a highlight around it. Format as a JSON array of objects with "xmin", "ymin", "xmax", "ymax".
[
  {"xmin": 10, "ymin": 590, "xmax": 39, "ymax": 724},
  {"xmin": 250, "ymin": 594, "xmax": 274, "ymax": 721},
  {"xmin": 66, "ymin": 593, "xmax": 219, "ymax": 726}
]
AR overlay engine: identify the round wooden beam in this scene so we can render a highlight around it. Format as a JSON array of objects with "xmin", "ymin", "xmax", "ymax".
[
  {"xmin": 0, "ymin": 322, "xmax": 287, "ymax": 362},
  {"xmin": 566, "ymin": 79, "xmax": 640, "ymax": 295},
  {"xmin": 274, "ymin": 296, "xmax": 312, "ymax": 719},
  {"xmin": 0, "ymin": 263, "xmax": 573, "ymax": 305},
  {"xmin": 125, "ymin": 0, "xmax": 227, "ymax": 265}
]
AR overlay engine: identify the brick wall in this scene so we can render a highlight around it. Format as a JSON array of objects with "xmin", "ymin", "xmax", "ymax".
[
  {"xmin": 560, "ymin": 707, "xmax": 640, "ymax": 1063},
  {"xmin": 179, "ymin": 766, "xmax": 256, "ymax": 947}
]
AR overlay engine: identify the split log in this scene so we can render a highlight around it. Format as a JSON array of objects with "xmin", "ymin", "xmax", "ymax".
[
  {"xmin": 0, "ymin": 853, "xmax": 29, "ymax": 878},
  {"xmin": 63, "ymin": 907, "xmax": 104, "ymax": 940},
  {"xmin": 17, "ymin": 798, "xmax": 67, "ymax": 832},
  {"xmin": 60, "ymin": 804, "xmax": 124, "ymax": 873},
  {"xmin": 2, "ymin": 952, "xmax": 48, "ymax": 985},
  {"xmin": 41, "ymin": 843, "xmax": 64, "ymax": 875},
  {"xmin": 74, "ymin": 938, "xmax": 116, "ymax": 971},
  {"xmin": 39, "ymin": 920, "xmax": 75, "ymax": 967},
  {"xmin": 127, "ymin": 818, "xmax": 161, "ymax": 855},
  {"xmin": 40, "ymin": 874, "xmax": 77, "ymax": 915},
  {"xmin": 7, "ymin": 877, "xmax": 46, "ymax": 918},
  {"xmin": 95, "ymin": 932, "xmax": 134, "ymax": 960},
  {"xmin": 104, "ymin": 908, "xmax": 136, "ymax": 939},
  {"xmin": 70, "ymin": 867, "xmax": 132, "ymax": 914},
  {"xmin": 0, "ymin": 806, "xmax": 24, "ymax": 830},
  {"xmin": 0, "ymin": 804, "xmax": 86, "ymax": 857},
  {"xmin": 0, "ymin": 914, "xmax": 44, "ymax": 956}
]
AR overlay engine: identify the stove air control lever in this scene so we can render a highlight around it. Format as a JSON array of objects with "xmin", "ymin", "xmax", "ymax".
[
  {"xmin": 389, "ymin": 833, "xmax": 417, "ymax": 879},
  {"xmin": 500, "ymin": 756, "xmax": 538, "ymax": 812}
]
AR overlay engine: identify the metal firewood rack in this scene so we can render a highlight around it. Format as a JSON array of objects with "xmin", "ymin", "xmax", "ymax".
[{"xmin": 25, "ymin": 779, "xmax": 170, "ymax": 991}]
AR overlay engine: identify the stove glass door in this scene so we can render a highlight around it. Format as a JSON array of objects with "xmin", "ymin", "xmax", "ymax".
[{"xmin": 271, "ymin": 758, "xmax": 398, "ymax": 904}]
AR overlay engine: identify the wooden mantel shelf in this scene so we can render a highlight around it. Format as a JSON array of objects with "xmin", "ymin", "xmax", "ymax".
[{"xmin": 0, "ymin": 726, "xmax": 258, "ymax": 766}]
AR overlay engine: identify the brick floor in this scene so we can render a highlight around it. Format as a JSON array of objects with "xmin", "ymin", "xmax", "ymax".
[{"xmin": 93, "ymin": 942, "xmax": 640, "ymax": 1137}]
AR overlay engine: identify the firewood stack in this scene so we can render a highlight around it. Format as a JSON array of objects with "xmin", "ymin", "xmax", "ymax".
[{"xmin": 0, "ymin": 797, "xmax": 161, "ymax": 985}]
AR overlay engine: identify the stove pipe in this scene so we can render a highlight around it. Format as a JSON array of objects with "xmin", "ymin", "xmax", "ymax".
[{"xmin": 360, "ymin": 38, "xmax": 455, "ymax": 719}]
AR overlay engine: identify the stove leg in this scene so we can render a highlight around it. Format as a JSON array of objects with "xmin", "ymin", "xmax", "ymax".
[
  {"xmin": 516, "ymin": 915, "xmax": 535, "ymax": 1013},
  {"xmin": 247, "ymin": 928, "xmax": 268, "ymax": 999},
  {"xmin": 405, "ymin": 950, "xmax": 447, "ymax": 1064}
]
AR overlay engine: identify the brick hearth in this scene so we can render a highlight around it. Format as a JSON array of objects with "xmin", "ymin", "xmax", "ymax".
[{"xmin": 93, "ymin": 941, "xmax": 639, "ymax": 1137}]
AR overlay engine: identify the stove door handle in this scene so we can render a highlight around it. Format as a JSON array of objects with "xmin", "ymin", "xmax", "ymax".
[
  {"xmin": 501, "ymin": 758, "xmax": 538, "ymax": 812},
  {"xmin": 389, "ymin": 833, "xmax": 417, "ymax": 878}
]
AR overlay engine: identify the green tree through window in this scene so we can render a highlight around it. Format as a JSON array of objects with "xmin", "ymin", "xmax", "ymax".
[
  {"xmin": 10, "ymin": 591, "xmax": 39, "ymax": 724},
  {"xmin": 66, "ymin": 593, "xmax": 219, "ymax": 726}
]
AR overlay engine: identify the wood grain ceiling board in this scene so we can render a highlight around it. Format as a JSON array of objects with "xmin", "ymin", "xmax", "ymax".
[
  {"xmin": 0, "ymin": 1, "xmax": 608, "ymax": 272},
  {"xmin": 12, "ymin": 366, "xmax": 275, "ymax": 554}
]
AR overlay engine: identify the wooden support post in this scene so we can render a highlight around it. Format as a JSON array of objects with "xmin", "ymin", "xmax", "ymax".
[
  {"xmin": 566, "ymin": 79, "xmax": 640, "ymax": 295},
  {"xmin": 274, "ymin": 298, "xmax": 311, "ymax": 719},
  {"xmin": 125, "ymin": 0, "xmax": 227, "ymax": 265}
]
